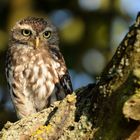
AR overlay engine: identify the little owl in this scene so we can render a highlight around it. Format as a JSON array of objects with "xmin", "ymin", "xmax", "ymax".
[{"xmin": 5, "ymin": 17, "xmax": 73, "ymax": 119}]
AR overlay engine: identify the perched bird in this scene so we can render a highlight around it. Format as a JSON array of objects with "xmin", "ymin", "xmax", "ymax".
[{"xmin": 5, "ymin": 17, "xmax": 73, "ymax": 119}]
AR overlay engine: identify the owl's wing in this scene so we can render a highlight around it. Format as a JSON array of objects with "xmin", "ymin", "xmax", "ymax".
[
  {"xmin": 50, "ymin": 47, "xmax": 73, "ymax": 94},
  {"xmin": 59, "ymin": 70, "xmax": 73, "ymax": 94}
]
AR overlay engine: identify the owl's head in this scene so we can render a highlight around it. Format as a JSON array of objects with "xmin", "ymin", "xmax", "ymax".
[{"xmin": 10, "ymin": 17, "xmax": 59, "ymax": 49}]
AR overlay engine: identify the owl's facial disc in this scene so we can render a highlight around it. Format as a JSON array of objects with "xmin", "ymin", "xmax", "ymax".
[{"xmin": 11, "ymin": 17, "xmax": 59, "ymax": 49}]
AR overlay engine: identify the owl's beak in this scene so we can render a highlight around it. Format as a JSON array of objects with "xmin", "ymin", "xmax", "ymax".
[{"xmin": 35, "ymin": 37, "xmax": 39, "ymax": 48}]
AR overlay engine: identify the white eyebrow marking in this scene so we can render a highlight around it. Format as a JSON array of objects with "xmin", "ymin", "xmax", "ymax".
[
  {"xmin": 42, "ymin": 27, "xmax": 53, "ymax": 32},
  {"xmin": 17, "ymin": 24, "xmax": 33, "ymax": 30},
  {"xmin": 12, "ymin": 23, "xmax": 36, "ymax": 34}
]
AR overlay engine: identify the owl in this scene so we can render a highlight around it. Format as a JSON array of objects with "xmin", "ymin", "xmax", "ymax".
[{"xmin": 5, "ymin": 17, "xmax": 73, "ymax": 119}]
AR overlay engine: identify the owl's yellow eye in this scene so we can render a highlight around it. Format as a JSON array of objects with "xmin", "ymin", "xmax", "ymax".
[
  {"xmin": 21, "ymin": 29, "xmax": 32, "ymax": 36},
  {"xmin": 43, "ymin": 31, "xmax": 51, "ymax": 39}
]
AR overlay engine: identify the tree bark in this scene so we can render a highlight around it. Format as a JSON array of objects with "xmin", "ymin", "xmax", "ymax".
[{"xmin": 1, "ymin": 13, "xmax": 140, "ymax": 140}]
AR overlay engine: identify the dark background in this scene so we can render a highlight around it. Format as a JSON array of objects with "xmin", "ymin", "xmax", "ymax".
[{"xmin": 0, "ymin": 0, "xmax": 139, "ymax": 129}]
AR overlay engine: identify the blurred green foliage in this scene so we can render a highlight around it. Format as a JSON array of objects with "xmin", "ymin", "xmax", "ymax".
[{"xmin": 0, "ymin": 0, "xmax": 139, "ymax": 130}]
